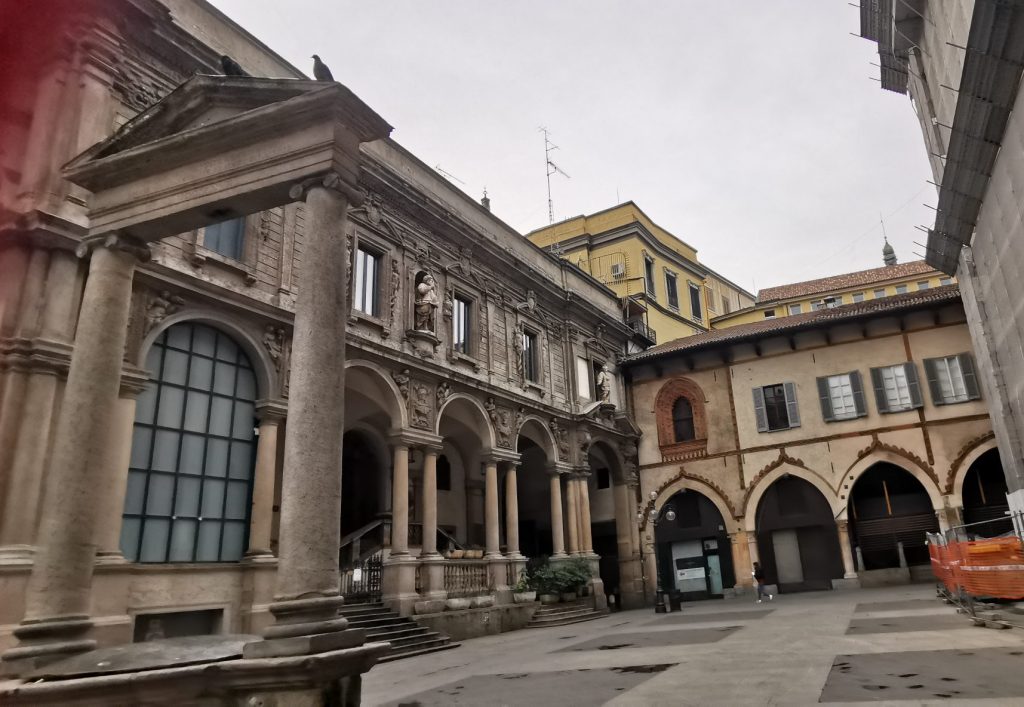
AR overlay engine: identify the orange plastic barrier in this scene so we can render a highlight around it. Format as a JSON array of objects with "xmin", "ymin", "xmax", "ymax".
[{"xmin": 930, "ymin": 536, "xmax": 1024, "ymax": 600}]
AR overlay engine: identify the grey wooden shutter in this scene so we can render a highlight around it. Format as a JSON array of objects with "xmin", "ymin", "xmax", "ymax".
[
  {"xmin": 752, "ymin": 387, "xmax": 768, "ymax": 432},
  {"xmin": 817, "ymin": 376, "xmax": 835, "ymax": 422},
  {"xmin": 959, "ymin": 353, "xmax": 981, "ymax": 400},
  {"xmin": 922, "ymin": 358, "xmax": 944, "ymax": 405},
  {"xmin": 850, "ymin": 371, "xmax": 867, "ymax": 417},
  {"xmin": 783, "ymin": 381, "xmax": 800, "ymax": 428},
  {"xmin": 906, "ymin": 362, "xmax": 925, "ymax": 408},
  {"xmin": 870, "ymin": 367, "xmax": 889, "ymax": 413}
]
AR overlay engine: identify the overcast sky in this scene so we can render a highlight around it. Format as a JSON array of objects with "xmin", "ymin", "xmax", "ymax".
[{"xmin": 211, "ymin": 0, "xmax": 937, "ymax": 294}]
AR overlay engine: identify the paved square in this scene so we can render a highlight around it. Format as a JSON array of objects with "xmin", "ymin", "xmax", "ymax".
[
  {"xmin": 646, "ymin": 609, "xmax": 771, "ymax": 625},
  {"xmin": 846, "ymin": 614, "xmax": 971, "ymax": 634},
  {"xmin": 819, "ymin": 647, "xmax": 1024, "ymax": 702},
  {"xmin": 556, "ymin": 626, "xmax": 739, "ymax": 652},
  {"xmin": 854, "ymin": 599, "xmax": 943, "ymax": 612}
]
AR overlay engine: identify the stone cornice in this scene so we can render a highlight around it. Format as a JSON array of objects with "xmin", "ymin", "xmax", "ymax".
[
  {"xmin": 255, "ymin": 399, "xmax": 289, "ymax": 423},
  {"xmin": 387, "ymin": 428, "xmax": 444, "ymax": 450},
  {"xmin": 0, "ymin": 338, "xmax": 74, "ymax": 376}
]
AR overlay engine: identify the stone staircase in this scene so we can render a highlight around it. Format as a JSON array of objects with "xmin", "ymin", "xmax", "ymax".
[
  {"xmin": 339, "ymin": 601, "xmax": 458, "ymax": 662},
  {"xmin": 527, "ymin": 600, "xmax": 606, "ymax": 629}
]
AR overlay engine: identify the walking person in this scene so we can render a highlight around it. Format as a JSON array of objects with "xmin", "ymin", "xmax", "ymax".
[{"xmin": 752, "ymin": 561, "xmax": 773, "ymax": 603}]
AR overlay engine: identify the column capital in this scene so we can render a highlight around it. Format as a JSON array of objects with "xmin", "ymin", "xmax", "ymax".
[
  {"xmin": 289, "ymin": 171, "xmax": 365, "ymax": 207},
  {"xmin": 118, "ymin": 363, "xmax": 150, "ymax": 398},
  {"xmin": 545, "ymin": 461, "xmax": 575, "ymax": 476},
  {"xmin": 481, "ymin": 449, "xmax": 520, "ymax": 465},
  {"xmin": 75, "ymin": 233, "xmax": 151, "ymax": 263},
  {"xmin": 256, "ymin": 398, "xmax": 289, "ymax": 423},
  {"xmin": 388, "ymin": 428, "xmax": 443, "ymax": 450}
]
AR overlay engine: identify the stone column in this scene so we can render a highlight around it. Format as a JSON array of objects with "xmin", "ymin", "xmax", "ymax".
[
  {"xmin": 565, "ymin": 476, "xmax": 580, "ymax": 555},
  {"xmin": 246, "ymin": 401, "xmax": 287, "ymax": 559},
  {"xmin": 747, "ymin": 530, "xmax": 760, "ymax": 567},
  {"xmin": 549, "ymin": 469, "xmax": 566, "ymax": 557},
  {"xmin": 390, "ymin": 441, "xmax": 411, "ymax": 556},
  {"xmin": 504, "ymin": 463, "xmax": 522, "ymax": 559},
  {"xmin": 256, "ymin": 177, "xmax": 359, "ymax": 656},
  {"xmin": 421, "ymin": 448, "xmax": 440, "ymax": 558},
  {"xmin": 484, "ymin": 459, "xmax": 501, "ymax": 558},
  {"xmin": 836, "ymin": 520, "xmax": 858, "ymax": 579},
  {"xmin": 730, "ymin": 530, "xmax": 754, "ymax": 590},
  {"xmin": 2, "ymin": 234, "xmax": 149, "ymax": 675},
  {"xmin": 578, "ymin": 473, "xmax": 594, "ymax": 555}
]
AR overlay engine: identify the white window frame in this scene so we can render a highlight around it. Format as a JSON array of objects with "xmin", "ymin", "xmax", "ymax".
[
  {"xmin": 688, "ymin": 282, "xmax": 702, "ymax": 322},
  {"xmin": 576, "ymin": 356, "xmax": 592, "ymax": 400},
  {"xmin": 665, "ymin": 271, "xmax": 679, "ymax": 310},
  {"xmin": 873, "ymin": 288, "xmax": 887, "ymax": 299},
  {"xmin": 644, "ymin": 255, "xmax": 656, "ymax": 297},
  {"xmin": 917, "ymin": 281, "xmax": 930, "ymax": 290},
  {"xmin": 353, "ymin": 246, "xmax": 380, "ymax": 317},
  {"xmin": 895, "ymin": 284, "xmax": 908, "ymax": 294},
  {"xmin": 452, "ymin": 294, "xmax": 472, "ymax": 354},
  {"xmin": 787, "ymin": 303, "xmax": 801, "ymax": 315},
  {"xmin": 852, "ymin": 292, "xmax": 865, "ymax": 303},
  {"xmin": 764, "ymin": 309, "xmax": 776, "ymax": 319}
]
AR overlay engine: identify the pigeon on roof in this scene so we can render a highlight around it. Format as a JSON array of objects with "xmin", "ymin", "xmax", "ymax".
[
  {"xmin": 312, "ymin": 54, "xmax": 334, "ymax": 81},
  {"xmin": 219, "ymin": 55, "xmax": 248, "ymax": 77}
]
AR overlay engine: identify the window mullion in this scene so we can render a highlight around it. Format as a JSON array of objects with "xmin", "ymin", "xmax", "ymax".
[
  {"xmin": 135, "ymin": 336, "xmax": 167, "ymax": 562},
  {"xmin": 164, "ymin": 326, "xmax": 197, "ymax": 563}
]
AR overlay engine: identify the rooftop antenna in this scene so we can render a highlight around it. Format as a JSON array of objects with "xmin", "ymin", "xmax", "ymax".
[
  {"xmin": 434, "ymin": 164, "xmax": 465, "ymax": 185},
  {"xmin": 540, "ymin": 126, "xmax": 570, "ymax": 224}
]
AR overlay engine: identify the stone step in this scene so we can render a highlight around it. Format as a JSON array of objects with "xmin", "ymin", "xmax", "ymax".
[
  {"xmin": 533, "ymin": 603, "xmax": 594, "ymax": 617},
  {"xmin": 531, "ymin": 608, "xmax": 601, "ymax": 623},
  {"xmin": 339, "ymin": 604, "xmax": 389, "ymax": 618},
  {"xmin": 528, "ymin": 609, "xmax": 605, "ymax": 629},
  {"xmin": 346, "ymin": 616, "xmax": 417, "ymax": 630},
  {"xmin": 381, "ymin": 631, "xmax": 448, "ymax": 648},
  {"xmin": 366, "ymin": 626, "xmax": 433, "ymax": 643},
  {"xmin": 378, "ymin": 639, "xmax": 460, "ymax": 663}
]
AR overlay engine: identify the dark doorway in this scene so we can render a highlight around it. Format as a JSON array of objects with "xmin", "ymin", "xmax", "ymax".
[
  {"xmin": 848, "ymin": 463, "xmax": 938, "ymax": 569},
  {"xmin": 340, "ymin": 430, "xmax": 385, "ymax": 538},
  {"xmin": 755, "ymin": 476, "xmax": 843, "ymax": 593},
  {"xmin": 962, "ymin": 449, "xmax": 1011, "ymax": 536},
  {"xmin": 653, "ymin": 491, "xmax": 735, "ymax": 601}
]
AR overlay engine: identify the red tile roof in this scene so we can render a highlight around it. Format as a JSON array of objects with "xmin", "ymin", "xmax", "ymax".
[
  {"xmin": 623, "ymin": 285, "xmax": 960, "ymax": 364},
  {"xmin": 757, "ymin": 261, "xmax": 938, "ymax": 303}
]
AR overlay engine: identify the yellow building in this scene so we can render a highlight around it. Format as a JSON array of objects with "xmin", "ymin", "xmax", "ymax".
[
  {"xmin": 527, "ymin": 202, "xmax": 754, "ymax": 345},
  {"xmin": 712, "ymin": 252, "xmax": 953, "ymax": 329}
]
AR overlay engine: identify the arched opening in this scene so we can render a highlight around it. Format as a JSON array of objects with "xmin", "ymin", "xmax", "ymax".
[
  {"xmin": 847, "ymin": 463, "xmax": 939, "ymax": 569},
  {"xmin": 341, "ymin": 430, "xmax": 387, "ymax": 538},
  {"xmin": 961, "ymin": 449, "xmax": 1010, "ymax": 536},
  {"xmin": 437, "ymin": 396, "xmax": 492, "ymax": 551},
  {"xmin": 587, "ymin": 441, "xmax": 623, "ymax": 599},
  {"xmin": 123, "ymin": 322, "xmax": 258, "ymax": 563},
  {"xmin": 653, "ymin": 490, "xmax": 734, "ymax": 601},
  {"xmin": 755, "ymin": 476, "xmax": 843, "ymax": 592},
  {"xmin": 516, "ymin": 436, "xmax": 552, "ymax": 558}
]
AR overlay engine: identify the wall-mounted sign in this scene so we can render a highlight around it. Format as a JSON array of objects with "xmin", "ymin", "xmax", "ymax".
[{"xmin": 676, "ymin": 567, "xmax": 706, "ymax": 581}]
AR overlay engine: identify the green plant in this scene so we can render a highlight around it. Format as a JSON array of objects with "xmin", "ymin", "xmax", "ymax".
[
  {"xmin": 513, "ymin": 570, "xmax": 532, "ymax": 593},
  {"xmin": 563, "ymin": 556, "xmax": 593, "ymax": 590}
]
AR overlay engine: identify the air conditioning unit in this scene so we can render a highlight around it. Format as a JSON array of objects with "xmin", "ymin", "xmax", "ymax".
[{"xmin": 610, "ymin": 263, "xmax": 625, "ymax": 279}]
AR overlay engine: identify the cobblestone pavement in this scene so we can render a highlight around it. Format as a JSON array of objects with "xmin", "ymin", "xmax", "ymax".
[{"xmin": 362, "ymin": 585, "xmax": 1024, "ymax": 706}]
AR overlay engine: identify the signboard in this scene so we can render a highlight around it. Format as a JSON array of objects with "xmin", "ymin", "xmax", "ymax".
[{"xmin": 676, "ymin": 567, "xmax": 706, "ymax": 581}]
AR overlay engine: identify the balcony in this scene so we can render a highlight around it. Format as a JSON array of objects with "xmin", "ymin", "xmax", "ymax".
[{"xmin": 627, "ymin": 318, "xmax": 656, "ymax": 345}]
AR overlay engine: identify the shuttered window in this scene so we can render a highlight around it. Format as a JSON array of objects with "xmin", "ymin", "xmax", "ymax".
[
  {"xmin": 753, "ymin": 382, "xmax": 800, "ymax": 432},
  {"xmin": 869, "ymin": 363, "xmax": 923, "ymax": 413},
  {"xmin": 817, "ymin": 372, "xmax": 867, "ymax": 421},
  {"xmin": 924, "ymin": 353, "xmax": 981, "ymax": 405}
]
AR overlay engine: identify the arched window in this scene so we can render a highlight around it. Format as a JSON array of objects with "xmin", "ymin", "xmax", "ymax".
[
  {"xmin": 672, "ymin": 398, "xmax": 695, "ymax": 442},
  {"xmin": 122, "ymin": 322, "xmax": 258, "ymax": 563}
]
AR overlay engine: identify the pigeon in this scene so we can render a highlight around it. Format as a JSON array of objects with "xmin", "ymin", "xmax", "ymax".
[
  {"xmin": 219, "ymin": 55, "xmax": 248, "ymax": 77},
  {"xmin": 312, "ymin": 54, "xmax": 334, "ymax": 81}
]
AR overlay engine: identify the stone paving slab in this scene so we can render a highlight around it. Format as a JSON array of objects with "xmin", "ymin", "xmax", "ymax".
[
  {"xmin": 846, "ymin": 614, "xmax": 971, "ymax": 635},
  {"xmin": 819, "ymin": 647, "xmax": 1024, "ymax": 702},
  {"xmin": 379, "ymin": 664, "xmax": 674, "ymax": 707},
  {"xmin": 646, "ymin": 609, "xmax": 771, "ymax": 625},
  {"xmin": 854, "ymin": 599, "xmax": 944, "ymax": 613},
  {"xmin": 555, "ymin": 626, "xmax": 739, "ymax": 652}
]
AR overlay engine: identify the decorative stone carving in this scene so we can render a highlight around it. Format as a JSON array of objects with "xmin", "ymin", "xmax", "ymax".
[
  {"xmin": 144, "ymin": 290, "xmax": 185, "ymax": 333},
  {"xmin": 410, "ymin": 381, "xmax": 432, "ymax": 430},
  {"xmin": 549, "ymin": 420, "xmax": 570, "ymax": 459},
  {"xmin": 389, "ymin": 259, "xmax": 400, "ymax": 324},
  {"xmin": 392, "ymin": 369, "xmax": 411, "ymax": 400},
  {"xmin": 436, "ymin": 382, "xmax": 452, "ymax": 408},
  {"xmin": 578, "ymin": 429, "xmax": 592, "ymax": 456},
  {"xmin": 512, "ymin": 322, "xmax": 525, "ymax": 380},
  {"xmin": 345, "ymin": 235, "xmax": 353, "ymax": 291},
  {"xmin": 595, "ymin": 364, "xmax": 613, "ymax": 403},
  {"xmin": 366, "ymin": 194, "xmax": 383, "ymax": 225},
  {"xmin": 442, "ymin": 290, "xmax": 453, "ymax": 320},
  {"xmin": 414, "ymin": 271, "xmax": 439, "ymax": 333},
  {"xmin": 485, "ymin": 397, "xmax": 514, "ymax": 449},
  {"xmin": 263, "ymin": 325, "xmax": 286, "ymax": 371}
]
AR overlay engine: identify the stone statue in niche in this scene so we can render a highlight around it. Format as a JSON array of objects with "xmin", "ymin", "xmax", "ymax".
[
  {"xmin": 512, "ymin": 323, "xmax": 525, "ymax": 380},
  {"xmin": 410, "ymin": 381, "xmax": 431, "ymax": 429},
  {"xmin": 414, "ymin": 271, "xmax": 439, "ymax": 333},
  {"xmin": 389, "ymin": 260, "xmax": 401, "ymax": 321},
  {"xmin": 392, "ymin": 368, "xmax": 411, "ymax": 400},
  {"xmin": 263, "ymin": 324, "xmax": 285, "ymax": 371},
  {"xmin": 442, "ymin": 290, "xmax": 453, "ymax": 320},
  {"xmin": 596, "ymin": 364, "xmax": 613, "ymax": 403}
]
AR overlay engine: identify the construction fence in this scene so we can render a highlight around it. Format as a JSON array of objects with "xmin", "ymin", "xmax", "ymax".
[{"xmin": 928, "ymin": 512, "xmax": 1024, "ymax": 600}]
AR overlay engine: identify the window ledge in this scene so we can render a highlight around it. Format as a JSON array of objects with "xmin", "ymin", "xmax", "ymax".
[
  {"xmin": 351, "ymin": 310, "xmax": 390, "ymax": 336},
  {"xmin": 190, "ymin": 245, "xmax": 257, "ymax": 285},
  {"xmin": 660, "ymin": 439, "xmax": 708, "ymax": 462},
  {"xmin": 449, "ymin": 349, "xmax": 482, "ymax": 372},
  {"xmin": 880, "ymin": 404, "xmax": 922, "ymax": 414},
  {"xmin": 525, "ymin": 381, "xmax": 546, "ymax": 397}
]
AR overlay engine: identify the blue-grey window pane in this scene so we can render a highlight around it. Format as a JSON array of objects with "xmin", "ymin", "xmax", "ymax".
[
  {"xmin": 129, "ymin": 428, "xmax": 153, "ymax": 469},
  {"xmin": 162, "ymin": 349, "xmax": 189, "ymax": 386},
  {"xmin": 235, "ymin": 369, "xmax": 256, "ymax": 400},
  {"xmin": 119, "ymin": 518, "xmax": 141, "ymax": 561},
  {"xmin": 156, "ymin": 387, "xmax": 185, "ymax": 428},
  {"xmin": 168, "ymin": 520, "xmax": 196, "ymax": 562},
  {"xmin": 228, "ymin": 441, "xmax": 252, "ymax": 479},
  {"xmin": 188, "ymin": 356, "xmax": 213, "ymax": 389},
  {"xmin": 213, "ymin": 362, "xmax": 236, "ymax": 396},
  {"xmin": 221, "ymin": 522, "xmax": 246, "ymax": 561},
  {"xmin": 139, "ymin": 519, "xmax": 170, "ymax": 562},
  {"xmin": 124, "ymin": 470, "xmax": 147, "ymax": 515},
  {"xmin": 201, "ymin": 479, "xmax": 226, "ymax": 518},
  {"xmin": 232, "ymin": 401, "xmax": 254, "ymax": 439},
  {"xmin": 183, "ymin": 391, "xmax": 210, "ymax": 433},
  {"xmin": 205, "ymin": 439, "xmax": 228, "ymax": 477},
  {"xmin": 174, "ymin": 476, "xmax": 201, "ymax": 517},
  {"xmin": 216, "ymin": 334, "xmax": 238, "ymax": 362},
  {"xmin": 179, "ymin": 433, "xmax": 205, "ymax": 475},
  {"xmin": 135, "ymin": 385, "xmax": 157, "ymax": 424},
  {"xmin": 192, "ymin": 326, "xmax": 216, "ymax": 357},
  {"xmin": 166, "ymin": 325, "xmax": 191, "ymax": 350},
  {"xmin": 151, "ymin": 431, "xmax": 180, "ymax": 472},
  {"xmin": 145, "ymin": 346, "xmax": 162, "ymax": 373},
  {"xmin": 196, "ymin": 521, "xmax": 221, "ymax": 562},
  {"xmin": 145, "ymin": 473, "xmax": 175, "ymax": 516},
  {"xmin": 209, "ymin": 397, "xmax": 233, "ymax": 437},
  {"xmin": 225, "ymin": 481, "xmax": 249, "ymax": 520}
]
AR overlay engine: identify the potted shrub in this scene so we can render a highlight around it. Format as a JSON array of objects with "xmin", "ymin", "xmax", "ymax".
[
  {"xmin": 564, "ymin": 557, "xmax": 593, "ymax": 599},
  {"xmin": 532, "ymin": 564, "xmax": 560, "ymax": 605},
  {"xmin": 512, "ymin": 571, "xmax": 536, "ymax": 603}
]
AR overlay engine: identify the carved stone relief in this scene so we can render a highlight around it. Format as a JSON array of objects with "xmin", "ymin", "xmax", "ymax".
[
  {"xmin": 145, "ymin": 290, "xmax": 185, "ymax": 334},
  {"xmin": 485, "ymin": 397, "xmax": 514, "ymax": 449},
  {"xmin": 549, "ymin": 420, "xmax": 570, "ymax": 460},
  {"xmin": 262, "ymin": 324, "xmax": 286, "ymax": 372},
  {"xmin": 410, "ymin": 380, "xmax": 432, "ymax": 430}
]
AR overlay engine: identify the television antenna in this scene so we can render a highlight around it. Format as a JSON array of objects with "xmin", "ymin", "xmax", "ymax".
[
  {"xmin": 434, "ymin": 164, "xmax": 465, "ymax": 185},
  {"xmin": 540, "ymin": 127, "xmax": 570, "ymax": 224}
]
